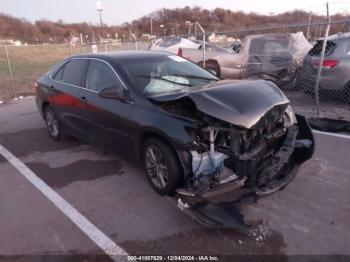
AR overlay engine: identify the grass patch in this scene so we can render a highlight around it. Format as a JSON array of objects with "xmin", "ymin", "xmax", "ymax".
[{"xmin": 0, "ymin": 45, "xmax": 82, "ymax": 100}]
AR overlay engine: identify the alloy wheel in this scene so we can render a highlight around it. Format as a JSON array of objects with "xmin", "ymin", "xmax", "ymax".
[
  {"xmin": 144, "ymin": 145, "xmax": 169, "ymax": 189},
  {"xmin": 45, "ymin": 109, "xmax": 60, "ymax": 138}
]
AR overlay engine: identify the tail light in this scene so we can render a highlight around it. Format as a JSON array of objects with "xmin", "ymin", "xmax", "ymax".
[
  {"xmin": 311, "ymin": 59, "xmax": 339, "ymax": 69},
  {"xmin": 177, "ymin": 48, "xmax": 183, "ymax": 57}
]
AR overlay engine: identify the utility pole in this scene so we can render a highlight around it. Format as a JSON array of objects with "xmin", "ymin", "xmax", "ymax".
[
  {"xmin": 196, "ymin": 22, "xmax": 206, "ymax": 68},
  {"xmin": 99, "ymin": 11, "xmax": 103, "ymax": 37},
  {"xmin": 96, "ymin": 1, "xmax": 104, "ymax": 39},
  {"xmin": 150, "ymin": 17, "xmax": 153, "ymax": 37}
]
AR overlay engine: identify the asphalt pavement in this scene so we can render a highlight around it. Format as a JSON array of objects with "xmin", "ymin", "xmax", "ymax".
[{"xmin": 0, "ymin": 97, "xmax": 349, "ymax": 260}]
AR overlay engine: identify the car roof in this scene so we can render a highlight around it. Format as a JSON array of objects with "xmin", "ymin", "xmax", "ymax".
[{"xmin": 71, "ymin": 50, "xmax": 173, "ymax": 62}]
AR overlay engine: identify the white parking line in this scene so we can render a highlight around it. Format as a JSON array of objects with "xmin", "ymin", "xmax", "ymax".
[
  {"xmin": 312, "ymin": 130, "xmax": 350, "ymax": 140},
  {"xmin": 0, "ymin": 144, "xmax": 128, "ymax": 260}
]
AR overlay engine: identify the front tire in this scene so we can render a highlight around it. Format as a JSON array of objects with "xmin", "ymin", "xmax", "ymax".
[
  {"xmin": 44, "ymin": 105, "xmax": 62, "ymax": 140},
  {"xmin": 142, "ymin": 138, "xmax": 183, "ymax": 195}
]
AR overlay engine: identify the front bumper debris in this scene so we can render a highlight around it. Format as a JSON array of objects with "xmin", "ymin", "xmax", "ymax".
[
  {"xmin": 177, "ymin": 198, "xmax": 250, "ymax": 229},
  {"xmin": 175, "ymin": 114, "xmax": 314, "ymax": 228}
]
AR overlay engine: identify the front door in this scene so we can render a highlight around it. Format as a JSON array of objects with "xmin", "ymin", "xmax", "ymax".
[{"xmin": 76, "ymin": 59, "xmax": 135, "ymax": 151}]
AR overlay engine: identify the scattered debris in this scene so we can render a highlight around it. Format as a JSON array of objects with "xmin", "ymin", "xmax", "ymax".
[
  {"xmin": 248, "ymin": 221, "xmax": 273, "ymax": 244},
  {"xmin": 177, "ymin": 198, "xmax": 190, "ymax": 210}
]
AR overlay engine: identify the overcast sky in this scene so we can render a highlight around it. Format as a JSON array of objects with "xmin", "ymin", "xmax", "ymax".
[{"xmin": 0, "ymin": 0, "xmax": 348, "ymax": 25}]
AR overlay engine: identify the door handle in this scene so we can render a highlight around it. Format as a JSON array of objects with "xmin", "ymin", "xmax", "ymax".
[
  {"xmin": 50, "ymin": 85, "xmax": 55, "ymax": 89},
  {"xmin": 80, "ymin": 96, "xmax": 87, "ymax": 102}
]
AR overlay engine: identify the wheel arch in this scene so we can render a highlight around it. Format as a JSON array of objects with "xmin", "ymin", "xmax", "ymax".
[
  {"xmin": 137, "ymin": 130, "xmax": 178, "ymax": 162},
  {"xmin": 136, "ymin": 130, "xmax": 191, "ymax": 184},
  {"xmin": 41, "ymin": 101, "xmax": 50, "ymax": 119}
]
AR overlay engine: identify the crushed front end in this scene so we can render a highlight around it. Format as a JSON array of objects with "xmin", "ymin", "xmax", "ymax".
[
  {"xmin": 152, "ymin": 80, "xmax": 315, "ymax": 227},
  {"xmin": 173, "ymin": 105, "xmax": 314, "ymax": 227}
]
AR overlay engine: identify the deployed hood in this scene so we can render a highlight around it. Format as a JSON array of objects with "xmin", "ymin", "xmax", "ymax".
[{"xmin": 149, "ymin": 80, "xmax": 290, "ymax": 129}]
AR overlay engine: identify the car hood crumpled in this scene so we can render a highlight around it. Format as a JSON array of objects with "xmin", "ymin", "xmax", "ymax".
[{"xmin": 149, "ymin": 79, "xmax": 290, "ymax": 129}]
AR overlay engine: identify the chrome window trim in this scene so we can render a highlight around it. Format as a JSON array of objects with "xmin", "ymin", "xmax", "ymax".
[{"xmin": 49, "ymin": 57, "xmax": 129, "ymax": 94}]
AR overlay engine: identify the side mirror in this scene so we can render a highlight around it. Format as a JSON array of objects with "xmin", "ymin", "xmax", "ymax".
[{"xmin": 98, "ymin": 86, "xmax": 133, "ymax": 103}]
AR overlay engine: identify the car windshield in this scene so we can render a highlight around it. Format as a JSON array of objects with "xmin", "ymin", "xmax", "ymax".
[
  {"xmin": 154, "ymin": 37, "xmax": 181, "ymax": 48},
  {"xmin": 118, "ymin": 55, "xmax": 219, "ymax": 96},
  {"xmin": 249, "ymin": 37, "xmax": 290, "ymax": 54}
]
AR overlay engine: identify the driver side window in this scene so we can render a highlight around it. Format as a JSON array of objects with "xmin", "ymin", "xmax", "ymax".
[{"xmin": 86, "ymin": 60, "xmax": 122, "ymax": 92}]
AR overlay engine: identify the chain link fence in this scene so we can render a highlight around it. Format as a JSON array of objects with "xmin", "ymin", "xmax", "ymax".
[
  {"xmin": 210, "ymin": 20, "xmax": 350, "ymax": 121},
  {"xmin": 1, "ymin": 20, "xmax": 349, "ymax": 122},
  {"xmin": 0, "ymin": 41, "xmax": 149, "ymax": 102},
  {"xmin": 163, "ymin": 20, "xmax": 350, "ymax": 121}
]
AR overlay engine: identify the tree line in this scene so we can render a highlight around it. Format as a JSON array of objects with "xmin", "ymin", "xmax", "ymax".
[{"xmin": 1, "ymin": 6, "xmax": 349, "ymax": 44}]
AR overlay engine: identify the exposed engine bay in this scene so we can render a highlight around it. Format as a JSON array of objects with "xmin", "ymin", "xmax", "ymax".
[
  {"xmin": 150, "ymin": 80, "xmax": 315, "ymax": 227},
  {"xmin": 159, "ymin": 96, "xmax": 313, "ymax": 204}
]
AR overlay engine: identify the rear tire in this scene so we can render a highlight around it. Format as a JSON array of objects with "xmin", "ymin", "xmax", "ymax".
[
  {"xmin": 142, "ymin": 138, "xmax": 183, "ymax": 195},
  {"xmin": 44, "ymin": 105, "xmax": 62, "ymax": 140}
]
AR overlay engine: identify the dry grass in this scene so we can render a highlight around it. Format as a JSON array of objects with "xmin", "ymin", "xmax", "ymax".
[
  {"xmin": 0, "ymin": 43, "xmax": 147, "ymax": 101},
  {"xmin": 0, "ymin": 45, "xmax": 82, "ymax": 100}
]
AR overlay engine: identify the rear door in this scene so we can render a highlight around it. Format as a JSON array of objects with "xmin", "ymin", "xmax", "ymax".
[
  {"xmin": 48, "ymin": 58, "xmax": 89, "ymax": 138},
  {"xmin": 76, "ymin": 59, "xmax": 135, "ymax": 150}
]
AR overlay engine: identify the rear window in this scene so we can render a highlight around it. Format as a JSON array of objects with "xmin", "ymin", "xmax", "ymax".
[
  {"xmin": 156, "ymin": 37, "xmax": 181, "ymax": 47},
  {"xmin": 308, "ymin": 40, "xmax": 336, "ymax": 56},
  {"xmin": 249, "ymin": 37, "xmax": 290, "ymax": 54},
  {"xmin": 53, "ymin": 65, "xmax": 65, "ymax": 81},
  {"xmin": 62, "ymin": 59, "xmax": 87, "ymax": 87}
]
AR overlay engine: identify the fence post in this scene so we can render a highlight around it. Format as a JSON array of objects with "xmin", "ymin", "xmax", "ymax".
[
  {"xmin": 4, "ymin": 45, "xmax": 16, "ymax": 99},
  {"xmin": 306, "ymin": 12, "xmax": 312, "ymax": 40},
  {"xmin": 314, "ymin": 3, "xmax": 330, "ymax": 116},
  {"xmin": 129, "ymin": 30, "xmax": 138, "ymax": 50}
]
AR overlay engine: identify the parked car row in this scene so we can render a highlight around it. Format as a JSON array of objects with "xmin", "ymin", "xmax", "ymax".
[
  {"xmin": 151, "ymin": 33, "xmax": 312, "ymax": 86},
  {"xmin": 151, "ymin": 32, "xmax": 350, "ymax": 102}
]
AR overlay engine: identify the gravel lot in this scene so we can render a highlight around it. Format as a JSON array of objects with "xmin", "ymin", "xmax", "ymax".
[{"xmin": 0, "ymin": 97, "xmax": 349, "ymax": 260}]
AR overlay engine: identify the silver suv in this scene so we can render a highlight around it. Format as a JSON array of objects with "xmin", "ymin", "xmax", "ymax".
[{"xmin": 297, "ymin": 33, "xmax": 350, "ymax": 102}]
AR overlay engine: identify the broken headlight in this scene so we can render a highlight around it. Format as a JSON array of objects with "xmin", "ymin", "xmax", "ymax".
[{"xmin": 284, "ymin": 105, "xmax": 297, "ymax": 128}]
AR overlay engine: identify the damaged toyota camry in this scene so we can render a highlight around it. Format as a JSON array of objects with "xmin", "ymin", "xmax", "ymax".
[{"xmin": 36, "ymin": 51, "xmax": 314, "ymax": 226}]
